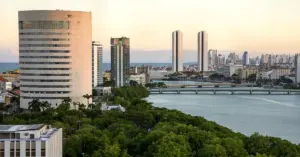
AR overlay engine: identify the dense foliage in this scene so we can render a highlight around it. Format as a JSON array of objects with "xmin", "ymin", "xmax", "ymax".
[
  {"xmin": 1, "ymin": 86, "xmax": 300, "ymax": 157},
  {"xmin": 145, "ymin": 82, "xmax": 167, "ymax": 88}
]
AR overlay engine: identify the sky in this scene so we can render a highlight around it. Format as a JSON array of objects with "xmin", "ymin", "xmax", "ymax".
[{"xmin": 0, "ymin": 0, "xmax": 300, "ymax": 62}]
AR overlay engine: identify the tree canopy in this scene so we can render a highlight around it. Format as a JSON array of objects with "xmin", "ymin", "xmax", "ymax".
[{"xmin": 1, "ymin": 86, "xmax": 300, "ymax": 157}]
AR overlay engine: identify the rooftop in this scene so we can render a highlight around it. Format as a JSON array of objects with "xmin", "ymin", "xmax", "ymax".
[{"xmin": 0, "ymin": 124, "xmax": 44, "ymax": 133}]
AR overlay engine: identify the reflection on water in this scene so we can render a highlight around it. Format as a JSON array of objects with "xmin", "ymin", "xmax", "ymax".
[{"xmin": 147, "ymin": 94, "xmax": 300, "ymax": 144}]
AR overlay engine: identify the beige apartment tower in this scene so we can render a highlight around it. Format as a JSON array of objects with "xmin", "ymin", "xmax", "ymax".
[
  {"xmin": 19, "ymin": 10, "xmax": 92, "ymax": 108},
  {"xmin": 172, "ymin": 30, "xmax": 183, "ymax": 72}
]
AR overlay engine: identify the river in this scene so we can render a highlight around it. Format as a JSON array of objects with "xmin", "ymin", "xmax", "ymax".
[{"xmin": 147, "ymin": 93, "xmax": 300, "ymax": 144}]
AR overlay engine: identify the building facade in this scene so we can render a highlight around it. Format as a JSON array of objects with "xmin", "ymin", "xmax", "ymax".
[
  {"xmin": 269, "ymin": 68, "xmax": 291, "ymax": 80},
  {"xmin": 19, "ymin": 10, "xmax": 92, "ymax": 108},
  {"xmin": 111, "ymin": 37, "xmax": 130, "ymax": 87},
  {"xmin": 0, "ymin": 124, "xmax": 62, "ymax": 157},
  {"xmin": 295, "ymin": 54, "xmax": 300, "ymax": 83},
  {"xmin": 172, "ymin": 30, "xmax": 183, "ymax": 72},
  {"xmin": 198, "ymin": 31, "xmax": 208, "ymax": 72},
  {"xmin": 129, "ymin": 73, "xmax": 147, "ymax": 85},
  {"xmin": 92, "ymin": 41, "xmax": 103, "ymax": 87}
]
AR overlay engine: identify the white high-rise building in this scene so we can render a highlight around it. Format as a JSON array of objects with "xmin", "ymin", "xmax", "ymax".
[
  {"xmin": 92, "ymin": 41, "xmax": 103, "ymax": 87},
  {"xmin": 19, "ymin": 10, "xmax": 92, "ymax": 108},
  {"xmin": 295, "ymin": 54, "xmax": 300, "ymax": 83},
  {"xmin": 172, "ymin": 30, "xmax": 183, "ymax": 72},
  {"xmin": 0, "ymin": 124, "xmax": 62, "ymax": 157},
  {"xmin": 197, "ymin": 31, "xmax": 208, "ymax": 72}
]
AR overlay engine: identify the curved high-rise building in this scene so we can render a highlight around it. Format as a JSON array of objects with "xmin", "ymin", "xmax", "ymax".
[
  {"xmin": 197, "ymin": 31, "xmax": 208, "ymax": 72},
  {"xmin": 19, "ymin": 10, "xmax": 92, "ymax": 108}
]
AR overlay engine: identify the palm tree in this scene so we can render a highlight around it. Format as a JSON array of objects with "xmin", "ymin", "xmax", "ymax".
[
  {"xmin": 28, "ymin": 99, "xmax": 42, "ymax": 112},
  {"xmin": 62, "ymin": 97, "xmax": 72, "ymax": 104},
  {"xmin": 40, "ymin": 101, "xmax": 51, "ymax": 111},
  {"xmin": 82, "ymin": 94, "xmax": 92, "ymax": 106}
]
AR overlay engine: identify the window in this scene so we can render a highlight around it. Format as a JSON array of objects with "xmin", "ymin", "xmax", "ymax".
[
  {"xmin": 22, "ymin": 97, "xmax": 69, "ymax": 99},
  {"xmin": 30, "ymin": 134, "xmax": 34, "ymax": 139},
  {"xmin": 20, "ymin": 68, "xmax": 70, "ymax": 70},
  {"xmin": 19, "ymin": 32, "xmax": 70, "ymax": 35},
  {"xmin": 41, "ymin": 149, "xmax": 45, "ymax": 156},
  {"xmin": 20, "ymin": 79, "xmax": 70, "ymax": 82},
  {"xmin": 20, "ymin": 56, "xmax": 71, "ymax": 59},
  {"xmin": 19, "ymin": 62, "xmax": 70, "ymax": 64},
  {"xmin": 20, "ymin": 38, "xmax": 69, "ymax": 41},
  {"xmin": 19, "ymin": 21, "xmax": 70, "ymax": 29},
  {"xmin": 19, "ymin": 44, "xmax": 70, "ymax": 47},
  {"xmin": 19, "ymin": 50, "xmax": 70, "ymax": 53},
  {"xmin": 20, "ymin": 85, "xmax": 70, "ymax": 88},
  {"xmin": 20, "ymin": 73, "xmax": 70, "ymax": 76}
]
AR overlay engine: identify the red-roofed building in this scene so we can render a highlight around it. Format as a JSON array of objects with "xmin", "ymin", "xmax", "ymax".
[{"xmin": 0, "ymin": 76, "xmax": 12, "ymax": 92}]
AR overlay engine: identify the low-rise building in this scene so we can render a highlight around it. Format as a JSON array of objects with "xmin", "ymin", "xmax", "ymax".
[
  {"xmin": 0, "ymin": 70, "xmax": 20, "ymax": 83},
  {"xmin": 269, "ymin": 68, "xmax": 291, "ymax": 80},
  {"xmin": 257, "ymin": 70, "xmax": 273, "ymax": 79},
  {"xmin": 217, "ymin": 64, "xmax": 243, "ymax": 77},
  {"xmin": 93, "ymin": 87, "xmax": 112, "ymax": 96},
  {"xmin": 101, "ymin": 103, "xmax": 125, "ymax": 112},
  {"xmin": 129, "ymin": 73, "xmax": 148, "ymax": 85},
  {"xmin": 236, "ymin": 66, "xmax": 259, "ymax": 79},
  {"xmin": 0, "ymin": 124, "xmax": 62, "ymax": 157},
  {"xmin": 0, "ymin": 77, "xmax": 12, "ymax": 92},
  {"xmin": 103, "ymin": 71, "xmax": 111, "ymax": 82}
]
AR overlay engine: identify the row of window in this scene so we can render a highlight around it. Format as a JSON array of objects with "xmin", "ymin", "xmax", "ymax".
[
  {"xmin": 20, "ymin": 62, "xmax": 70, "ymax": 64},
  {"xmin": 21, "ymin": 73, "xmax": 70, "ymax": 76},
  {"xmin": 19, "ymin": 44, "xmax": 70, "ymax": 47},
  {"xmin": 22, "ymin": 97, "xmax": 69, "ymax": 100},
  {"xmin": 0, "ymin": 148, "xmax": 45, "ymax": 157},
  {"xmin": 20, "ymin": 56, "xmax": 71, "ymax": 59},
  {"xmin": 20, "ymin": 38, "xmax": 70, "ymax": 41},
  {"xmin": 21, "ymin": 85, "xmax": 70, "ymax": 88},
  {"xmin": 20, "ymin": 50, "xmax": 70, "ymax": 53},
  {"xmin": 20, "ymin": 68, "xmax": 70, "ymax": 70},
  {"xmin": 19, "ymin": 32, "xmax": 70, "ymax": 35},
  {"xmin": 22, "ymin": 91, "xmax": 70, "ymax": 94},
  {"xmin": 21, "ymin": 79, "xmax": 70, "ymax": 82},
  {"xmin": 19, "ymin": 21, "xmax": 70, "ymax": 29}
]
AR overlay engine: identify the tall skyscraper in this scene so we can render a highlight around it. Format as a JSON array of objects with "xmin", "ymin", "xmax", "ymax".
[
  {"xmin": 111, "ymin": 37, "xmax": 130, "ymax": 87},
  {"xmin": 172, "ymin": 30, "xmax": 183, "ymax": 72},
  {"xmin": 19, "ymin": 10, "xmax": 92, "ymax": 108},
  {"xmin": 295, "ymin": 54, "xmax": 300, "ymax": 83},
  {"xmin": 92, "ymin": 41, "xmax": 103, "ymax": 87},
  {"xmin": 197, "ymin": 31, "xmax": 208, "ymax": 72},
  {"xmin": 242, "ymin": 51, "xmax": 249, "ymax": 65}
]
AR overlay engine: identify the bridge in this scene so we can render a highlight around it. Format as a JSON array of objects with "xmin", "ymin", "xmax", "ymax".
[
  {"xmin": 149, "ymin": 88, "xmax": 300, "ymax": 95},
  {"xmin": 166, "ymin": 83, "xmax": 256, "ymax": 88}
]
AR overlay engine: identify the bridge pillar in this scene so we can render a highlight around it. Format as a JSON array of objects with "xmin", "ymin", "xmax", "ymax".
[
  {"xmin": 231, "ymin": 90, "xmax": 235, "ymax": 95},
  {"xmin": 250, "ymin": 90, "xmax": 252, "ymax": 95},
  {"xmin": 195, "ymin": 90, "xmax": 198, "ymax": 94},
  {"xmin": 213, "ymin": 90, "xmax": 216, "ymax": 95},
  {"xmin": 288, "ymin": 90, "xmax": 291, "ymax": 95},
  {"xmin": 268, "ymin": 90, "xmax": 271, "ymax": 95},
  {"xmin": 159, "ymin": 90, "xmax": 163, "ymax": 94},
  {"xmin": 177, "ymin": 90, "xmax": 180, "ymax": 94}
]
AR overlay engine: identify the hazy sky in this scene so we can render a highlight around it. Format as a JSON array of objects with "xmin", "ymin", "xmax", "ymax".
[{"xmin": 0, "ymin": 0, "xmax": 300, "ymax": 62}]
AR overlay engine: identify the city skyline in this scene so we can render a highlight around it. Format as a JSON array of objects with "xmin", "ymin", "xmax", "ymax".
[{"xmin": 1, "ymin": 0, "xmax": 300, "ymax": 62}]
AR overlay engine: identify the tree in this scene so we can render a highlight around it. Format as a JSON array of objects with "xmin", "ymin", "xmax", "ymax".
[
  {"xmin": 62, "ymin": 97, "xmax": 72, "ymax": 104},
  {"xmin": 28, "ymin": 99, "xmax": 42, "ymax": 112},
  {"xmin": 92, "ymin": 89, "xmax": 98, "ymax": 96},
  {"xmin": 247, "ymin": 74, "xmax": 257, "ymax": 82},
  {"xmin": 40, "ymin": 101, "xmax": 51, "ymax": 111},
  {"xmin": 83, "ymin": 94, "xmax": 93, "ymax": 105}
]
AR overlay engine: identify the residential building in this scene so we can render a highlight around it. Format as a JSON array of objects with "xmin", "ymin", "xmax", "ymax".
[
  {"xmin": 217, "ymin": 64, "xmax": 242, "ymax": 77},
  {"xmin": 92, "ymin": 41, "xmax": 103, "ymax": 87},
  {"xmin": 242, "ymin": 51, "xmax": 249, "ymax": 65},
  {"xmin": 172, "ymin": 30, "xmax": 183, "ymax": 72},
  {"xmin": 129, "ymin": 73, "xmax": 147, "ymax": 85},
  {"xmin": 0, "ymin": 77, "xmax": 12, "ymax": 92},
  {"xmin": 236, "ymin": 66, "xmax": 259, "ymax": 79},
  {"xmin": 19, "ymin": 10, "xmax": 92, "ymax": 108},
  {"xmin": 269, "ymin": 68, "xmax": 291, "ymax": 80},
  {"xmin": 93, "ymin": 86, "xmax": 111, "ymax": 96},
  {"xmin": 0, "ymin": 124, "xmax": 62, "ymax": 157},
  {"xmin": 111, "ymin": 37, "xmax": 130, "ymax": 87},
  {"xmin": 197, "ymin": 31, "xmax": 208, "ymax": 72},
  {"xmin": 296, "ymin": 54, "xmax": 300, "ymax": 83},
  {"xmin": 257, "ymin": 70, "xmax": 273, "ymax": 80}
]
